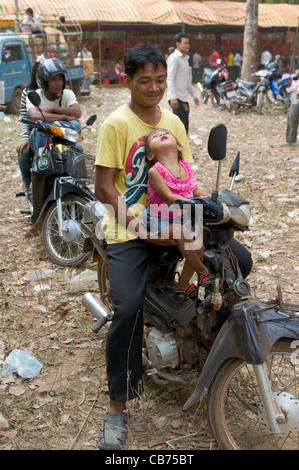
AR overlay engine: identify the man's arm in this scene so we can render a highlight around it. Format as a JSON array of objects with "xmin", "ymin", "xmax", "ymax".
[
  {"xmin": 28, "ymin": 103, "xmax": 81, "ymax": 122},
  {"xmin": 95, "ymin": 165, "xmax": 176, "ymax": 245},
  {"xmin": 166, "ymin": 54, "xmax": 179, "ymax": 110}
]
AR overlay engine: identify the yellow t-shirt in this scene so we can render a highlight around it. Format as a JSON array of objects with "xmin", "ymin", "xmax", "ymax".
[
  {"xmin": 95, "ymin": 104, "xmax": 193, "ymax": 244},
  {"xmin": 227, "ymin": 53, "xmax": 234, "ymax": 67}
]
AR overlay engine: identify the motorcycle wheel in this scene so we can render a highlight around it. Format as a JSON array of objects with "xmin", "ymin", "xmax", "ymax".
[
  {"xmin": 207, "ymin": 339, "xmax": 299, "ymax": 450},
  {"xmin": 256, "ymin": 91, "xmax": 267, "ymax": 114},
  {"xmin": 42, "ymin": 195, "xmax": 89, "ymax": 267},
  {"xmin": 200, "ymin": 90, "xmax": 209, "ymax": 104},
  {"xmin": 97, "ymin": 256, "xmax": 113, "ymax": 313},
  {"xmin": 210, "ymin": 94, "xmax": 219, "ymax": 108}
]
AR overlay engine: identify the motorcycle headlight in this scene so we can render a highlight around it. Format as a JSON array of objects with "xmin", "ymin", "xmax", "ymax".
[
  {"xmin": 48, "ymin": 125, "xmax": 82, "ymax": 143},
  {"xmin": 230, "ymin": 203, "xmax": 252, "ymax": 228}
]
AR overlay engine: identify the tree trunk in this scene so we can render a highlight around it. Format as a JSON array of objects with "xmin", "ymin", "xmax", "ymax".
[{"xmin": 242, "ymin": 0, "xmax": 259, "ymax": 80}]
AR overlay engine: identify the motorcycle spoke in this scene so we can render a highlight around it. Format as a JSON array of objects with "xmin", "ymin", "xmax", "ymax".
[
  {"xmin": 208, "ymin": 343, "xmax": 299, "ymax": 450},
  {"xmin": 43, "ymin": 197, "xmax": 89, "ymax": 265}
]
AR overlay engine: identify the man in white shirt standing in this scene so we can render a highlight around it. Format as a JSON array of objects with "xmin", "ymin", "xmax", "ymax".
[
  {"xmin": 167, "ymin": 33, "xmax": 199, "ymax": 135},
  {"xmin": 260, "ymin": 47, "xmax": 272, "ymax": 68},
  {"xmin": 77, "ymin": 44, "xmax": 94, "ymax": 90}
]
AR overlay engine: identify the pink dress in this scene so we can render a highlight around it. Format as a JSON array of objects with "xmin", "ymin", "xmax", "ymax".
[{"xmin": 144, "ymin": 160, "xmax": 197, "ymax": 234}]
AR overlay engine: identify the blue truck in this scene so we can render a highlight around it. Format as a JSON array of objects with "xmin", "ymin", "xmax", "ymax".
[{"xmin": 0, "ymin": 30, "xmax": 84, "ymax": 114}]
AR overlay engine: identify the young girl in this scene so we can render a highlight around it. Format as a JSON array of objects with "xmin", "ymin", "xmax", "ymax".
[{"xmin": 144, "ymin": 128, "xmax": 210, "ymax": 298}]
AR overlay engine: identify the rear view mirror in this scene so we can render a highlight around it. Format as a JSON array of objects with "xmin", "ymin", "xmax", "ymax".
[
  {"xmin": 208, "ymin": 124, "xmax": 227, "ymax": 161},
  {"xmin": 86, "ymin": 114, "xmax": 97, "ymax": 126},
  {"xmin": 27, "ymin": 90, "xmax": 41, "ymax": 107}
]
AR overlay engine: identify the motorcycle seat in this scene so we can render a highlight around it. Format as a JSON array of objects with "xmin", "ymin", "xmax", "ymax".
[{"xmin": 238, "ymin": 79, "xmax": 255, "ymax": 89}]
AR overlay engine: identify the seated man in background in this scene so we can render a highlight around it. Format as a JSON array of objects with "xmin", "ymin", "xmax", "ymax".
[{"xmin": 26, "ymin": 57, "xmax": 81, "ymax": 152}]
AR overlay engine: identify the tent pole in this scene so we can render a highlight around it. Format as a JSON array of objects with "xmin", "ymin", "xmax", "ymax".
[
  {"xmin": 98, "ymin": 22, "xmax": 102, "ymax": 86},
  {"xmin": 289, "ymin": 17, "xmax": 299, "ymax": 74},
  {"xmin": 14, "ymin": 0, "xmax": 19, "ymax": 33}
]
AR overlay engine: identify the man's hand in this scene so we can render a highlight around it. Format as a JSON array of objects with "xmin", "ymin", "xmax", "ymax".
[
  {"xmin": 170, "ymin": 98, "xmax": 179, "ymax": 110},
  {"xmin": 133, "ymin": 223, "xmax": 177, "ymax": 247},
  {"xmin": 16, "ymin": 139, "xmax": 29, "ymax": 154}
]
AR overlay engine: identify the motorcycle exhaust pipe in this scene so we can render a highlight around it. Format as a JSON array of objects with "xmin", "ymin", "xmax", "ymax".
[{"xmin": 82, "ymin": 292, "xmax": 113, "ymax": 333}]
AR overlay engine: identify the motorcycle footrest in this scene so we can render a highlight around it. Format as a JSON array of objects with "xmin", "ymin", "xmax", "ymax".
[
  {"xmin": 20, "ymin": 209, "xmax": 31, "ymax": 214},
  {"xmin": 16, "ymin": 191, "xmax": 26, "ymax": 197}
]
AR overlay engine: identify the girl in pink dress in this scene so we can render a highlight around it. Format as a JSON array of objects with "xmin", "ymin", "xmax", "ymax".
[{"xmin": 144, "ymin": 128, "xmax": 210, "ymax": 298}]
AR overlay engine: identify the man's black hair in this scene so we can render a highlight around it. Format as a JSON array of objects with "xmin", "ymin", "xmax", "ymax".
[
  {"xmin": 174, "ymin": 32, "xmax": 189, "ymax": 48},
  {"xmin": 26, "ymin": 7, "xmax": 34, "ymax": 14},
  {"xmin": 124, "ymin": 43, "xmax": 166, "ymax": 79}
]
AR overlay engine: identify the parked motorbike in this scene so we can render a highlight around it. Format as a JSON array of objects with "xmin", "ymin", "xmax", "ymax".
[
  {"xmin": 197, "ymin": 61, "xmax": 237, "ymax": 112},
  {"xmin": 81, "ymin": 124, "xmax": 299, "ymax": 450},
  {"xmin": 264, "ymin": 56, "xmax": 298, "ymax": 107},
  {"xmin": 16, "ymin": 90, "xmax": 97, "ymax": 267},
  {"xmin": 234, "ymin": 68, "xmax": 270, "ymax": 114}
]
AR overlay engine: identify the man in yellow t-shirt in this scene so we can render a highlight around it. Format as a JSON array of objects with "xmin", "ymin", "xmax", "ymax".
[{"xmin": 95, "ymin": 43, "xmax": 193, "ymax": 450}]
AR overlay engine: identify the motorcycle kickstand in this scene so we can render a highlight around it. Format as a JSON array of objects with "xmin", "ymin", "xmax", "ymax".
[{"xmin": 253, "ymin": 363, "xmax": 285, "ymax": 434}]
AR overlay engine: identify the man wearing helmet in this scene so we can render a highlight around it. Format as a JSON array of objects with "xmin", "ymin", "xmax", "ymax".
[
  {"xmin": 27, "ymin": 58, "xmax": 81, "ymax": 124},
  {"xmin": 27, "ymin": 58, "xmax": 81, "ymax": 153}
]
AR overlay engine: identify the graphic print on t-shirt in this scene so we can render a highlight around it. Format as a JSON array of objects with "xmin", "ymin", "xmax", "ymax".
[{"xmin": 123, "ymin": 136, "xmax": 149, "ymax": 207}]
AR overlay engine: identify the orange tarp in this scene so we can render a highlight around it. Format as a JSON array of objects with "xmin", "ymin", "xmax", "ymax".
[
  {"xmin": 169, "ymin": 1, "xmax": 219, "ymax": 26},
  {"xmin": 0, "ymin": 0, "xmax": 299, "ymax": 28},
  {"xmin": 0, "ymin": 0, "xmax": 181, "ymax": 25}
]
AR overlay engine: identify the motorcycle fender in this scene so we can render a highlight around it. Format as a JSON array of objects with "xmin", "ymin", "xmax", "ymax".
[
  {"xmin": 183, "ymin": 318, "xmax": 242, "ymax": 410},
  {"xmin": 257, "ymin": 85, "xmax": 267, "ymax": 93},
  {"xmin": 29, "ymin": 181, "xmax": 97, "ymax": 236},
  {"xmin": 183, "ymin": 298, "xmax": 299, "ymax": 410}
]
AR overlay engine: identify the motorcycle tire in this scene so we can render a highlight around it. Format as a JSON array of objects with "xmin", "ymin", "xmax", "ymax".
[
  {"xmin": 210, "ymin": 94, "xmax": 219, "ymax": 108},
  {"xmin": 207, "ymin": 338, "xmax": 299, "ymax": 450},
  {"xmin": 200, "ymin": 90, "xmax": 209, "ymax": 104},
  {"xmin": 256, "ymin": 91, "xmax": 267, "ymax": 114},
  {"xmin": 42, "ymin": 195, "xmax": 90, "ymax": 267}
]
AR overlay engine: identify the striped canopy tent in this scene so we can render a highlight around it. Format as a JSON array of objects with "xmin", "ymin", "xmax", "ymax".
[
  {"xmin": 169, "ymin": 1, "xmax": 219, "ymax": 26},
  {"xmin": 259, "ymin": 3, "xmax": 299, "ymax": 29},
  {"xmin": 202, "ymin": 1, "xmax": 299, "ymax": 29},
  {"xmin": 1, "ymin": 1, "xmax": 299, "ymax": 29},
  {"xmin": 0, "ymin": 0, "xmax": 182, "ymax": 25},
  {"xmin": 202, "ymin": 1, "xmax": 246, "ymax": 27},
  {"xmin": 257, "ymin": 3, "xmax": 299, "ymax": 28}
]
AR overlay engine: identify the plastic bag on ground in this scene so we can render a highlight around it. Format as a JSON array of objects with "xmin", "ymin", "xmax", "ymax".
[
  {"xmin": 67, "ymin": 269, "xmax": 98, "ymax": 293},
  {"xmin": 1, "ymin": 349, "xmax": 43, "ymax": 379}
]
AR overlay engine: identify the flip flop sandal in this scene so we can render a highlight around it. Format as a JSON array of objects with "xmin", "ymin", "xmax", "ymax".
[
  {"xmin": 98, "ymin": 413, "xmax": 128, "ymax": 450},
  {"xmin": 18, "ymin": 182, "xmax": 30, "ymax": 193},
  {"xmin": 175, "ymin": 283, "xmax": 198, "ymax": 299}
]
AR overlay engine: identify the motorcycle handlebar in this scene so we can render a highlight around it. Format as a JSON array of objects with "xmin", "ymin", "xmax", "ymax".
[
  {"xmin": 174, "ymin": 197, "xmax": 224, "ymax": 223},
  {"xmin": 20, "ymin": 118, "xmax": 50, "ymax": 132}
]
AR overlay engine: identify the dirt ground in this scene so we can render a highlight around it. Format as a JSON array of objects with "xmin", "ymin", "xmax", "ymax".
[{"xmin": 0, "ymin": 84, "xmax": 298, "ymax": 452}]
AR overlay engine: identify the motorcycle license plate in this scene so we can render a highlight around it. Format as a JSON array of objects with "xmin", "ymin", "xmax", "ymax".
[
  {"xmin": 286, "ymin": 86, "xmax": 295, "ymax": 94},
  {"xmin": 227, "ymin": 90, "xmax": 237, "ymax": 99}
]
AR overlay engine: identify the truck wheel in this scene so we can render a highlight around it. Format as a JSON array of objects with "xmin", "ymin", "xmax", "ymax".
[{"xmin": 7, "ymin": 87, "xmax": 23, "ymax": 114}]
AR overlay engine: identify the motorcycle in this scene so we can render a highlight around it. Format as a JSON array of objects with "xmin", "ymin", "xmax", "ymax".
[
  {"xmin": 234, "ymin": 68, "xmax": 270, "ymax": 114},
  {"xmin": 81, "ymin": 124, "xmax": 299, "ymax": 450},
  {"xmin": 197, "ymin": 61, "xmax": 237, "ymax": 112},
  {"xmin": 264, "ymin": 57, "xmax": 298, "ymax": 108},
  {"xmin": 16, "ymin": 90, "xmax": 97, "ymax": 267}
]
